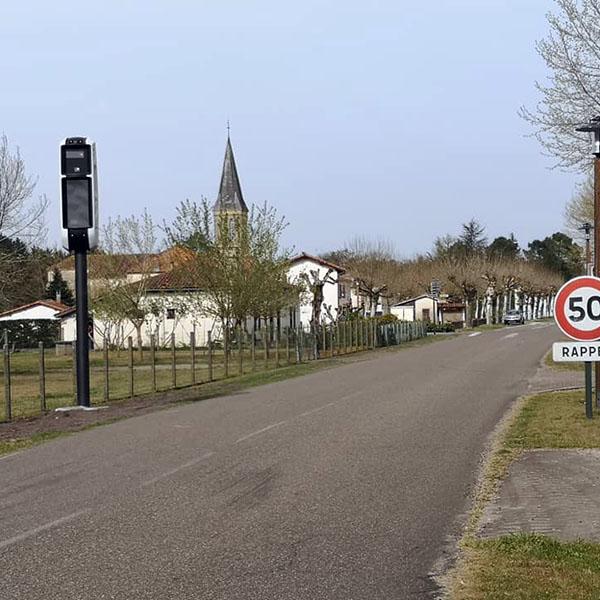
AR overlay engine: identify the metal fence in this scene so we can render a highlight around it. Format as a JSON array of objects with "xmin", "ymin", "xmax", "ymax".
[{"xmin": 0, "ymin": 320, "xmax": 427, "ymax": 422}]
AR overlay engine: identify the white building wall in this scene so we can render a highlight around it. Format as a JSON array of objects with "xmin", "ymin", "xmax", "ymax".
[
  {"xmin": 286, "ymin": 259, "xmax": 340, "ymax": 326},
  {"xmin": 61, "ymin": 258, "xmax": 344, "ymax": 346},
  {"xmin": 62, "ymin": 294, "xmax": 222, "ymax": 349},
  {"xmin": 390, "ymin": 305, "xmax": 415, "ymax": 321},
  {"xmin": 414, "ymin": 297, "xmax": 437, "ymax": 323}
]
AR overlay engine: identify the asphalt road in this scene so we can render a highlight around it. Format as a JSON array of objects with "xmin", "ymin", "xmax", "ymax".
[{"xmin": 0, "ymin": 323, "xmax": 557, "ymax": 599}]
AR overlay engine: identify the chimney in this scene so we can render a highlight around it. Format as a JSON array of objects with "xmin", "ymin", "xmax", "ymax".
[{"xmin": 56, "ymin": 290, "xmax": 61, "ymax": 304}]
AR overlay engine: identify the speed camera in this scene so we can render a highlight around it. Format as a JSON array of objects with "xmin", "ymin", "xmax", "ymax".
[{"xmin": 60, "ymin": 137, "xmax": 99, "ymax": 251}]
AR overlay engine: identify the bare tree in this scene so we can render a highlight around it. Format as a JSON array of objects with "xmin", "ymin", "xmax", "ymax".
[
  {"xmin": 299, "ymin": 267, "xmax": 336, "ymax": 327},
  {"xmin": 165, "ymin": 199, "xmax": 294, "ymax": 339},
  {"xmin": 93, "ymin": 209, "xmax": 159, "ymax": 355},
  {"xmin": 520, "ymin": 0, "xmax": 600, "ymax": 169},
  {"xmin": 0, "ymin": 134, "xmax": 47, "ymax": 240},
  {"xmin": 344, "ymin": 237, "xmax": 397, "ymax": 317}
]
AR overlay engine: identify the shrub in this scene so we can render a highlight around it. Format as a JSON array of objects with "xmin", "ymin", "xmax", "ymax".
[
  {"xmin": 377, "ymin": 314, "xmax": 398, "ymax": 325},
  {"xmin": 426, "ymin": 321, "xmax": 455, "ymax": 333},
  {"xmin": 0, "ymin": 319, "xmax": 61, "ymax": 348}
]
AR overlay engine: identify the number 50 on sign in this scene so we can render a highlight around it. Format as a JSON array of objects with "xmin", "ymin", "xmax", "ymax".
[{"xmin": 554, "ymin": 276, "xmax": 600, "ymax": 341}]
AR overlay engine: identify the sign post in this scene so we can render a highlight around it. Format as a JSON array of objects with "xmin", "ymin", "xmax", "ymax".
[
  {"xmin": 59, "ymin": 137, "xmax": 99, "ymax": 407},
  {"xmin": 553, "ymin": 275, "xmax": 600, "ymax": 418}
]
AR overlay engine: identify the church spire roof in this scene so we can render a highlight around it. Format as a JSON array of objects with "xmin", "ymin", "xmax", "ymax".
[{"xmin": 214, "ymin": 136, "xmax": 248, "ymax": 214}]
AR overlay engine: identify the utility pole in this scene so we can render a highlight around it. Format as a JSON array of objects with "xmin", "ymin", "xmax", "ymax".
[{"xmin": 576, "ymin": 117, "xmax": 600, "ymax": 405}]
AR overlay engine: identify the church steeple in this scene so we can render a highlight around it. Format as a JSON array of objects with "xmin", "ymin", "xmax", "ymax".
[{"xmin": 213, "ymin": 136, "xmax": 248, "ymax": 216}]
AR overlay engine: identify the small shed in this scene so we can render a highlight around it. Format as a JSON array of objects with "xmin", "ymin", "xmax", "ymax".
[
  {"xmin": 390, "ymin": 294, "xmax": 438, "ymax": 323},
  {"xmin": 439, "ymin": 302, "xmax": 466, "ymax": 328}
]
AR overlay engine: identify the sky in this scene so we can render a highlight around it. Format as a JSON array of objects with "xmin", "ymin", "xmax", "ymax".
[{"xmin": 0, "ymin": 0, "xmax": 582, "ymax": 257}]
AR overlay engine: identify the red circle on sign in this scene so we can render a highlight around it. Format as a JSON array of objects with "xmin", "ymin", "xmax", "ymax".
[{"xmin": 555, "ymin": 276, "xmax": 600, "ymax": 341}]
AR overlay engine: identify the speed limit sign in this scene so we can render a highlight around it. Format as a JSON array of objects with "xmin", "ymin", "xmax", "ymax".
[{"xmin": 555, "ymin": 276, "xmax": 600, "ymax": 341}]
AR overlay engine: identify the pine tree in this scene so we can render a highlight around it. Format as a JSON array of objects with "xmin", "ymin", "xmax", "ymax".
[{"xmin": 46, "ymin": 268, "xmax": 74, "ymax": 306}]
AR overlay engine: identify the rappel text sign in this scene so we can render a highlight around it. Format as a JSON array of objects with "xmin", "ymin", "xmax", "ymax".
[
  {"xmin": 554, "ymin": 276, "xmax": 600, "ymax": 341},
  {"xmin": 553, "ymin": 342, "xmax": 600, "ymax": 362}
]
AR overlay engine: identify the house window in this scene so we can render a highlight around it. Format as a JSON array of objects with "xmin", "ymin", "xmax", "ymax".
[
  {"xmin": 166, "ymin": 308, "xmax": 176, "ymax": 320},
  {"xmin": 339, "ymin": 284, "xmax": 346, "ymax": 299}
]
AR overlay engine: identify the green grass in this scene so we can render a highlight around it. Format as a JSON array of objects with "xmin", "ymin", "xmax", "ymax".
[
  {"xmin": 454, "ymin": 534, "xmax": 600, "ymax": 600},
  {"xmin": 0, "ymin": 347, "xmax": 312, "ymax": 421},
  {"xmin": 544, "ymin": 351, "xmax": 583, "ymax": 372},
  {"xmin": 0, "ymin": 431, "xmax": 75, "ymax": 456},
  {"xmin": 449, "ymin": 389, "xmax": 600, "ymax": 598},
  {"xmin": 506, "ymin": 390, "xmax": 600, "ymax": 449},
  {"xmin": 473, "ymin": 324, "xmax": 506, "ymax": 331}
]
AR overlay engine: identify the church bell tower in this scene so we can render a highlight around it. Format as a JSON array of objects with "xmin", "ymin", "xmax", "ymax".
[{"xmin": 213, "ymin": 136, "xmax": 248, "ymax": 242}]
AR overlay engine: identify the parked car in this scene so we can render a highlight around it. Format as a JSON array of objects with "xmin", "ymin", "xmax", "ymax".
[{"xmin": 503, "ymin": 309, "xmax": 524, "ymax": 326}]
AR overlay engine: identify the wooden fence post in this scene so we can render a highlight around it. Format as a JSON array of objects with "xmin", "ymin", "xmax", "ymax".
[
  {"xmin": 345, "ymin": 322, "xmax": 350, "ymax": 353},
  {"xmin": 103, "ymin": 342, "xmax": 109, "ymax": 401},
  {"xmin": 251, "ymin": 320, "xmax": 256, "ymax": 371},
  {"xmin": 150, "ymin": 334, "xmax": 157, "ymax": 392},
  {"xmin": 223, "ymin": 326, "xmax": 229, "ymax": 378},
  {"xmin": 264, "ymin": 324, "xmax": 269, "ymax": 370},
  {"xmin": 171, "ymin": 332, "xmax": 176, "ymax": 388},
  {"xmin": 3, "ymin": 343, "xmax": 11, "ymax": 421},
  {"xmin": 238, "ymin": 326, "xmax": 243, "ymax": 376},
  {"xmin": 207, "ymin": 330, "xmax": 213, "ymax": 382},
  {"xmin": 72, "ymin": 342, "xmax": 77, "ymax": 402},
  {"xmin": 190, "ymin": 331, "xmax": 196, "ymax": 385},
  {"xmin": 39, "ymin": 341, "xmax": 46, "ymax": 413},
  {"xmin": 128, "ymin": 336, "xmax": 134, "ymax": 398},
  {"xmin": 275, "ymin": 326, "xmax": 280, "ymax": 367},
  {"xmin": 329, "ymin": 323, "xmax": 334, "ymax": 357}
]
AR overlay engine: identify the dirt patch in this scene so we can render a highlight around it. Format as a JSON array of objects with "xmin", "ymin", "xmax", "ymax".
[{"xmin": 0, "ymin": 385, "xmax": 208, "ymax": 442}]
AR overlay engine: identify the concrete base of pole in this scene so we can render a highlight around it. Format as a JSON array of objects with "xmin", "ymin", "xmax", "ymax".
[{"xmin": 54, "ymin": 406, "xmax": 108, "ymax": 413}]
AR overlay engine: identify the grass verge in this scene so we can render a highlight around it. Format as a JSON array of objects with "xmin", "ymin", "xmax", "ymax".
[
  {"xmin": 449, "ymin": 388, "xmax": 600, "ymax": 599},
  {"xmin": 454, "ymin": 534, "xmax": 600, "ymax": 600},
  {"xmin": 544, "ymin": 351, "xmax": 583, "ymax": 373}
]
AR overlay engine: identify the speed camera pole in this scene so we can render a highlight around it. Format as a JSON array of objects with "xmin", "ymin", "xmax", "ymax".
[
  {"xmin": 74, "ymin": 249, "xmax": 90, "ymax": 407},
  {"xmin": 60, "ymin": 137, "xmax": 99, "ymax": 408}
]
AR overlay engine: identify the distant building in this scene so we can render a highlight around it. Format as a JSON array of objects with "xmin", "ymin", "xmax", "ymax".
[
  {"xmin": 0, "ymin": 299, "xmax": 69, "ymax": 322},
  {"xmin": 287, "ymin": 253, "xmax": 344, "ymax": 326},
  {"xmin": 390, "ymin": 294, "xmax": 438, "ymax": 323},
  {"xmin": 438, "ymin": 302, "xmax": 466, "ymax": 328}
]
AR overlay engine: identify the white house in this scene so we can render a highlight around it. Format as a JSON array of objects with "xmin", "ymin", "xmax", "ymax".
[
  {"xmin": 287, "ymin": 253, "xmax": 344, "ymax": 327},
  {"xmin": 390, "ymin": 294, "xmax": 438, "ymax": 323},
  {"xmin": 57, "ymin": 268, "xmax": 218, "ymax": 349},
  {"xmin": 58, "ymin": 252, "xmax": 345, "ymax": 348},
  {"xmin": 0, "ymin": 299, "xmax": 69, "ymax": 322}
]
